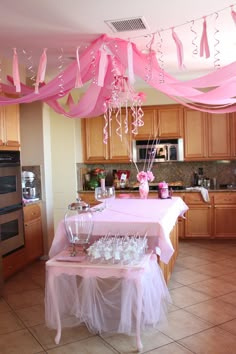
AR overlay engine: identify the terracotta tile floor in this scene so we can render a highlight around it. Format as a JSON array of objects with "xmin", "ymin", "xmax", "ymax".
[{"xmin": 1, "ymin": 240, "xmax": 236, "ymax": 354}]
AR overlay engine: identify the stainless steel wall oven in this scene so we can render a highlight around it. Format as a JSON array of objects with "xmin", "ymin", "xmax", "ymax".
[{"xmin": 0, "ymin": 151, "xmax": 24, "ymax": 256}]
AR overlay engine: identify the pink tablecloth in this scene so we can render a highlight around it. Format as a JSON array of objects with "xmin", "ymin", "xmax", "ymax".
[{"xmin": 49, "ymin": 197, "xmax": 188, "ymax": 264}]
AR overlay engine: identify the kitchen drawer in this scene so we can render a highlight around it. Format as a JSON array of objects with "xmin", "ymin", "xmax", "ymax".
[
  {"xmin": 214, "ymin": 193, "xmax": 236, "ymax": 204},
  {"xmin": 185, "ymin": 192, "xmax": 211, "ymax": 204},
  {"xmin": 24, "ymin": 204, "xmax": 41, "ymax": 222}
]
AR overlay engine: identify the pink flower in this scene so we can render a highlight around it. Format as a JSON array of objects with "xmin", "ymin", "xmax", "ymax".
[
  {"xmin": 137, "ymin": 171, "xmax": 155, "ymax": 183},
  {"xmin": 147, "ymin": 171, "xmax": 155, "ymax": 182}
]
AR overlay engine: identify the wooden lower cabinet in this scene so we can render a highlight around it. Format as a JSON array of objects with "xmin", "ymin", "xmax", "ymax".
[
  {"xmin": 2, "ymin": 247, "xmax": 26, "ymax": 280},
  {"xmin": 184, "ymin": 192, "xmax": 212, "ymax": 238},
  {"xmin": 24, "ymin": 203, "xmax": 43, "ymax": 263},
  {"xmin": 185, "ymin": 205, "xmax": 212, "ymax": 238},
  {"xmin": 213, "ymin": 193, "xmax": 236, "ymax": 238},
  {"xmin": 182, "ymin": 192, "xmax": 236, "ymax": 239}
]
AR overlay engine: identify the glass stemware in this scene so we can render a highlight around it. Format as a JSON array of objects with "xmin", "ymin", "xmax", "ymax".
[{"xmin": 94, "ymin": 186, "xmax": 115, "ymax": 209}]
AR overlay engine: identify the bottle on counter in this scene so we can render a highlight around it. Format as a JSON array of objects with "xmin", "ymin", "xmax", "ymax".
[
  {"xmin": 193, "ymin": 171, "xmax": 199, "ymax": 186},
  {"xmin": 113, "ymin": 170, "xmax": 120, "ymax": 189}
]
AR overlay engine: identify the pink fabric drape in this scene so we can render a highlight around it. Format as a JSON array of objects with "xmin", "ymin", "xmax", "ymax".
[{"xmin": 2, "ymin": 34, "xmax": 236, "ymax": 116}]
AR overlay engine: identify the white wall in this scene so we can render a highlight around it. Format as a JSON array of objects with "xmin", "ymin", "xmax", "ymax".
[
  {"xmin": 50, "ymin": 109, "xmax": 78, "ymax": 229},
  {"xmin": 20, "ymin": 102, "xmax": 54, "ymax": 254}
]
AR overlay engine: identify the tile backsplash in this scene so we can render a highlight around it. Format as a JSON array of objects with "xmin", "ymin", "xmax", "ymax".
[{"xmin": 77, "ymin": 160, "xmax": 236, "ymax": 190}]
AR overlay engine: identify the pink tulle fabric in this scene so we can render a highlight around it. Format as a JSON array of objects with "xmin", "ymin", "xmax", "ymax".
[
  {"xmin": 2, "ymin": 34, "xmax": 236, "ymax": 116},
  {"xmin": 45, "ymin": 254, "xmax": 171, "ymax": 336}
]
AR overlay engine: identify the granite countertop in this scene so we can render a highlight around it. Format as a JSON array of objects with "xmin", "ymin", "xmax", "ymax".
[
  {"xmin": 23, "ymin": 198, "xmax": 42, "ymax": 206},
  {"xmin": 79, "ymin": 188, "xmax": 236, "ymax": 194}
]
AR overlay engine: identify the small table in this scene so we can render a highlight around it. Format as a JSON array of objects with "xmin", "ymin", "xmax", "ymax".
[{"xmin": 45, "ymin": 251, "xmax": 171, "ymax": 351}]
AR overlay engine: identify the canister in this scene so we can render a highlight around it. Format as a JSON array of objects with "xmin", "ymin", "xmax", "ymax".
[{"xmin": 158, "ymin": 181, "xmax": 169, "ymax": 199}]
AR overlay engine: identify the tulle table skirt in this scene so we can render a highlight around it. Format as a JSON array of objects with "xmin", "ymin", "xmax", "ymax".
[{"xmin": 45, "ymin": 253, "xmax": 171, "ymax": 347}]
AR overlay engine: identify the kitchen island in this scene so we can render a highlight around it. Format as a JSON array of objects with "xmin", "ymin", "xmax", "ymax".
[{"xmin": 49, "ymin": 197, "xmax": 188, "ymax": 282}]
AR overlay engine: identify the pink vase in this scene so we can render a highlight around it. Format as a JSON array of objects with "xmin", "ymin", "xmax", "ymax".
[{"xmin": 139, "ymin": 181, "xmax": 149, "ymax": 199}]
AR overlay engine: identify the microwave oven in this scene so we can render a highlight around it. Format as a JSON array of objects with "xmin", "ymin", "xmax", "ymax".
[{"xmin": 132, "ymin": 139, "xmax": 184, "ymax": 162}]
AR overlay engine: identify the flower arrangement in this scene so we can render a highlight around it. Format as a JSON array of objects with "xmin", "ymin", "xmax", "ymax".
[
  {"xmin": 133, "ymin": 140, "xmax": 159, "ymax": 184},
  {"xmin": 137, "ymin": 170, "xmax": 154, "ymax": 183}
]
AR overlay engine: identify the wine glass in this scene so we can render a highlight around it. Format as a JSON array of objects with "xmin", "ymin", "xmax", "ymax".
[{"xmin": 95, "ymin": 186, "xmax": 115, "ymax": 209}]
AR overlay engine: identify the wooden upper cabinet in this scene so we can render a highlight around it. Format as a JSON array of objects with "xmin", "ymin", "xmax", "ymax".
[
  {"xmin": 108, "ymin": 110, "xmax": 131, "ymax": 162},
  {"xmin": 184, "ymin": 109, "xmax": 232, "ymax": 160},
  {"xmin": 157, "ymin": 105, "xmax": 183, "ymax": 138},
  {"xmin": 0, "ymin": 104, "xmax": 20, "ymax": 150},
  {"xmin": 132, "ymin": 106, "xmax": 157, "ymax": 139},
  {"xmin": 82, "ymin": 110, "xmax": 131, "ymax": 163},
  {"xmin": 207, "ymin": 113, "xmax": 231, "ymax": 159},
  {"xmin": 82, "ymin": 115, "xmax": 109, "ymax": 162},
  {"xmin": 184, "ymin": 109, "xmax": 207, "ymax": 160},
  {"xmin": 133, "ymin": 104, "xmax": 183, "ymax": 140}
]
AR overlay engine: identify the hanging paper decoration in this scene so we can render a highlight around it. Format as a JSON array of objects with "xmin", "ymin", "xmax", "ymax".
[
  {"xmin": 127, "ymin": 41, "xmax": 135, "ymax": 85},
  {"xmin": 35, "ymin": 48, "xmax": 47, "ymax": 94},
  {"xmin": 200, "ymin": 17, "xmax": 210, "ymax": 58},
  {"xmin": 75, "ymin": 47, "xmax": 83, "ymax": 88},
  {"xmin": 66, "ymin": 93, "xmax": 74, "ymax": 109},
  {"xmin": 12, "ymin": 48, "xmax": 21, "ymax": 93},
  {"xmin": 103, "ymin": 70, "xmax": 145, "ymax": 143},
  {"xmin": 231, "ymin": 5, "xmax": 236, "ymax": 24},
  {"xmin": 172, "ymin": 28, "xmax": 184, "ymax": 69},
  {"xmin": 97, "ymin": 48, "xmax": 108, "ymax": 87}
]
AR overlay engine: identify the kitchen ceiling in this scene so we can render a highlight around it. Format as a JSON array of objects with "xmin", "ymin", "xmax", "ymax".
[{"xmin": 1, "ymin": 0, "xmax": 236, "ymax": 83}]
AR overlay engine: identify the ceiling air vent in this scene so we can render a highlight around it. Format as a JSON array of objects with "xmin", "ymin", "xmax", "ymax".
[{"xmin": 105, "ymin": 16, "xmax": 149, "ymax": 33}]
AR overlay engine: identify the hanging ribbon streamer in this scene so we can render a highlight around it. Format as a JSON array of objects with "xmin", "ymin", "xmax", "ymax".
[
  {"xmin": 145, "ymin": 34, "xmax": 155, "ymax": 82},
  {"xmin": 123, "ymin": 104, "xmax": 129, "ymax": 134},
  {"xmin": 115, "ymin": 107, "xmax": 123, "ymax": 141},
  {"xmin": 213, "ymin": 12, "xmax": 221, "ymax": 70},
  {"xmin": 157, "ymin": 31, "xmax": 165, "ymax": 83},
  {"xmin": 35, "ymin": 48, "xmax": 47, "ymax": 93},
  {"xmin": 97, "ymin": 48, "xmax": 108, "ymax": 87},
  {"xmin": 103, "ymin": 101, "xmax": 110, "ymax": 144},
  {"xmin": 22, "ymin": 49, "xmax": 36, "ymax": 86},
  {"xmin": 58, "ymin": 48, "xmax": 65, "ymax": 97},
  {"xmin": 12, "ymin": 48, "xmax": 21, "ymax": 93},
  {"xmin": 200, "ymin": 17, "xmax": 210, "ymax": 58},
  {"xmin": 190, "ymin": 20, "xmax": 198, "ymax": 56},
  {"xmin": 127, "ymin": 41, "xmax": 135, "ymax": 85},
  {"xmin": 75, "ymin": 47, "xmax": 83, "ymax": 88},
  {"xmin": 172, "ymin": 28, "xmax": 184, "ymax": 69}
]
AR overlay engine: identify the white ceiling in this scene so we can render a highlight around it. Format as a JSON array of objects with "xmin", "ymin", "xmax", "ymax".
[{"xmin": 0, "ymin": 0, "xmax": 236, "ymax": 81}]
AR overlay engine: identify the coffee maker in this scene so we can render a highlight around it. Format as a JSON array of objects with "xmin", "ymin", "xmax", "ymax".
[{"xmin": 22, "ymin": 171, "xmax": 37, "ymax": 199}]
